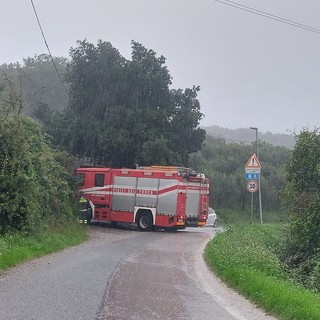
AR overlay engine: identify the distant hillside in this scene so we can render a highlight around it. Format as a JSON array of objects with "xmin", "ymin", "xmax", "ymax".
[{"xmin": 203, "ymin": 125, "xmax": 295, "ymax": 149}]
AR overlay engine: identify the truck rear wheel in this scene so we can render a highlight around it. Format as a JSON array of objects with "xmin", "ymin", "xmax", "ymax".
[{"xmin": 137, "ymin": 212, "xmax": 153, "ymax": 231}]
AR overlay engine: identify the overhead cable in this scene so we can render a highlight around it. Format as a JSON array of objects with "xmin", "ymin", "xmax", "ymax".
[
  {"xmin": 30, "ymin": 0, "xmax": 69, "ymax": 95},
  {"xmin": 213, "ymin": 0, "xmax": 320, "ymax": 35}
]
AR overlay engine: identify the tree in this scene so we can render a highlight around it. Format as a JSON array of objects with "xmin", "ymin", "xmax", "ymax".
[
  {"xmin": 284, "ymin": 130, "xmax": 320, "ymax": 194},
  {"xmin": 56, "ymin": 40, "xmax": 205, "ymax": 167},
  {"xmin": 61, "ymin": 40, "xmax": 129, "ymax": 165},
  {"xmin": 281, "ymin": 129, "xmax": 320, "ymax": 291},
  {"xmin": 168, "ymin": 86, "xmax": 206, "ymax": 164},
  {"xmin": 139, "ymin": 136, "xmax": 181, "ymax": 165}
]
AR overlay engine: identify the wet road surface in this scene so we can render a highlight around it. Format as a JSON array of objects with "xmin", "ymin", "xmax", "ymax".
[{"xmin": 0, "ymin": 224, "xmax": 276, "ymax": 320}]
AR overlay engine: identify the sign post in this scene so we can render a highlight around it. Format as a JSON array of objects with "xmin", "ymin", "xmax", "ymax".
[{"xmin": 245, "ymin": 154, "xmax": 261, "ymax": 223}]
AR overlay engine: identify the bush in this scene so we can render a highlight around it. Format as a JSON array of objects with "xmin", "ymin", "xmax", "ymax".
[
  {"xmin": 281, "ymin": 130, "xmax": 320, "ymax": 293},
  {"xmin": 0, "ymin": 81, "xmax": 77, "ymax": 235},
  {"xmin": 283, "ymin": 193, "xmax": 320, "ymax": 291}
]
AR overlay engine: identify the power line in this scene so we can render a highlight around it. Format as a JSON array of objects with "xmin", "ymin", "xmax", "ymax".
[
  {"xmin": 30, "ymin": 0, "xmax": 69, "ymax": 95},
  {"xmin": 213, "ymin": 0, "xmax": 320, "ymax": 35}
]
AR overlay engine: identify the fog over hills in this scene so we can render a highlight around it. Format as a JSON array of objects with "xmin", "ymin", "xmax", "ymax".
[{"xmin": 203, "ymin": 125, "xmax": 295, "ymax": 149}]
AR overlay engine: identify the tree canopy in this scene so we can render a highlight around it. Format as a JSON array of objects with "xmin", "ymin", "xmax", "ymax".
[{"xmin": 42, "ymin": 40, "xmax": 205, "ymax": 168}]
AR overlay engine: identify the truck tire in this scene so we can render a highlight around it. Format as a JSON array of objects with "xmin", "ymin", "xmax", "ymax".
[{"xmin": 137, "ymin": 212, "xmax": 153, "ymax": 231}]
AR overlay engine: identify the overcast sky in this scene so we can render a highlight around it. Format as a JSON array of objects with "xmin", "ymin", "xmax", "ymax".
[{"xmin": 1, "ymin": 0, "xmax": 320, "ymax": 134}]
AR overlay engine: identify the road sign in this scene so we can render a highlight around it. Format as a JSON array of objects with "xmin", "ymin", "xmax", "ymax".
[
  {"xmin": 245, "ymin": 173, "xmax": 260, "ymax": 180},
  {"xmin": 245, "ymin": 153, "xmax": 261, "ymax": 174},
  {"xmin": 247, "ymin": 180, "xmax": 259, "ymax": 193},
  {"xmin": 246, "ymin": 153, "xmax": 261, "ymax": 168}
]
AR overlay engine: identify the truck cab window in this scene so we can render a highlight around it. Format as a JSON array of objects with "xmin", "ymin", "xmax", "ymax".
[{"xmin": 95, "ymin": 174, "xmax": 105, "ymax": 187}]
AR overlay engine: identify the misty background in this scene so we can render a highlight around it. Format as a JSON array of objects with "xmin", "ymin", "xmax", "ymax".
[{"xmin": 1, "ymin": 0, "xmax": 319, "ymax": 134}]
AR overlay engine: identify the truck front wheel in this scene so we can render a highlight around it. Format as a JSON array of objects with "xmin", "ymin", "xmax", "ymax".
[{"xmin": 137, "ymin": 212, "xmax": 153, "ymax": 231}]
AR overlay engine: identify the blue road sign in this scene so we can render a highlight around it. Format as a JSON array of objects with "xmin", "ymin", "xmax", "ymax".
[{"xmin": 245, "ymin": 173, "xmax": 260, "ymax": 180}]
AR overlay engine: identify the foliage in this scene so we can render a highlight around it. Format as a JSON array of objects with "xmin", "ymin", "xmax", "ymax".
[
  {"xmin": 281, "ymin": 129, "xmax": 320, "ymax": 292},
  {"xmin": 189, "ymin": 135, "xmax": 291, "ymax": 214},
  {"xmin": 0, "ymin": 79, "xmax": 76, "ymax": 235},
  {"xmin": 41, "ymin": 40, "xmax": 205, "ymax": 168},
  {"xmin": 0, "ymin": 54, "xmax": 69, "ymax": 115},
  {"xmin": 206, "ymin": 224, "xmax": 287, "ymax": 279},
  {"xmin": 284, "ymin": 130, "xmax": 320, "ymax": 195},
  {"xmin": 205, "ymin": 224, "xmax": 320, "ymax": 320}
]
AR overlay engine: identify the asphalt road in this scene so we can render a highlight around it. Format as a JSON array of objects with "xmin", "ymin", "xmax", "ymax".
[{"xmin": 0, "ymin": 224, "xmax": 276, "ymax": 320}]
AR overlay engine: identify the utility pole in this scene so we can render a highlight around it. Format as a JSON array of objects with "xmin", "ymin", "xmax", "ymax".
[{"xmin": 250, "ymin": 127, "xmax": 263, "ymax": 224}]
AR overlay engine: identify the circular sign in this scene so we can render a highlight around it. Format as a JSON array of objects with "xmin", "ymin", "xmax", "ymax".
[{"xmin": 247, "ymin": 180, "xmax": 259, "ymax": 193}]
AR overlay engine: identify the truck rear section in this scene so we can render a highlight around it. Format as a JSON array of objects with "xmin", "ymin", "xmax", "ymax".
[
  {"xmin": 137, "ymin": 166, "xmax": 210, "ymax": 227},
  {"xmin": 185, "ymin": 176, "xmax": 210, "ymax": 227}
]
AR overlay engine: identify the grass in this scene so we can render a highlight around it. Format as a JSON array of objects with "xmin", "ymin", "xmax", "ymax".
[
  {"xmin": 216, "ymin": 208, "xmax": 288, "ymax": 225},
  {"xmin": 0, "ymin": 221, "xmax": 86, "ymax": 270},
  {"xmin": 205, "ymin": 224, "xmax": 320, "ymax": 320}
]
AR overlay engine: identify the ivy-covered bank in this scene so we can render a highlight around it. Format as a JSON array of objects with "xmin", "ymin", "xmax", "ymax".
[{"xmin": 0, "ymin": 80, "xmax": 78, "ymax": 236}]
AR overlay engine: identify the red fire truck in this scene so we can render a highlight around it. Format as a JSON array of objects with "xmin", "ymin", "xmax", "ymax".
[{"xmin": 76, "ymin": 166, "xmax": 209, "ymax": 231}]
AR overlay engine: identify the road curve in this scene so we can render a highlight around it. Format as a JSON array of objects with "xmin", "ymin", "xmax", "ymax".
[{"xmin": 0, "ymin": 224, "xmax": 276, "ymax": 320}]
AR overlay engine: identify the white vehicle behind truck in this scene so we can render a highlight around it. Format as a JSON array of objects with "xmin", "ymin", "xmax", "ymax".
[{"xmin": 206, "ymin": 207, "xmax": 218, "ymax": 227}]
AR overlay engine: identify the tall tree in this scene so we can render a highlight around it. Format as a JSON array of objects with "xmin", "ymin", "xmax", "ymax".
[
  {"xmin": 62, "ymin": 40, "xmax": 129, "ymax": 165},
  {"xmin": 168, "ymin": 86, "xmax": 205, "ymax": 164},
  {"xmin": 58, "ymin": 40, "xmax": 205, "ymax": 167},
  {"xmin": 281, "ymin": 129, "xmax": 320, "ymax": 291}
]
